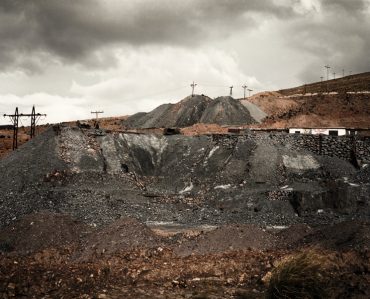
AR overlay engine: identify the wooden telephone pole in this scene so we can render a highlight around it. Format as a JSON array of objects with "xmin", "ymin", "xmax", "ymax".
[{"xmin": 91, "ymin": 111, "xmax": 104, "ymax": 120}]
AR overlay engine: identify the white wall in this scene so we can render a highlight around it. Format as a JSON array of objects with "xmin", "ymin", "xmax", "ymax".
[
  {"xmin": 289, "ymin": 128, "xmax": 311, "ymax": 134},
  {"xmin": 289, "ymin": 128, "xmax": 347, "ymax": 136},
  {"xmin": 311, "ymin": 128, "xmax": 347, "ymax": 136}
]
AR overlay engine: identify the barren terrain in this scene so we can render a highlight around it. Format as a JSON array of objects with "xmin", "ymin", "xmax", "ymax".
[
  {"xmin": 0, "ymin": 74, "xmax": 369, "ymax": 298},
  {"xmin": 248, "ymin": 72, "xmax": 370, "ymax": 129}
]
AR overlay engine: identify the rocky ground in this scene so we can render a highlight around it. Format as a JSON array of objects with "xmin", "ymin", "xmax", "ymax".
[
  {"xmin": 0, "ymin": 71, "xmax": 369, "ymax": 298},
  {"xmin": 0, "ymin": 125, "xmax": 369, "ymax": 297},
  {"xmin": 1, "ymin": 126, "xmax": 368, "ymax": 229},
  {"xmin": 0, "ymin": 211, "xmax": 369, "ymax": 298}
]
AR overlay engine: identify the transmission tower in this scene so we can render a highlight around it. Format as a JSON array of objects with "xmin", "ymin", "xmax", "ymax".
[
  {"xmin": 229, "ymin": 86, "xmax": 233, "ymax": 96},
  {"xmin": 3, "ymin": 106, "xmax": 46, "ymax": 150},
  {"xmin": 324, "ymin": 65, "xmax": 331, "ymax": 80},
  {"xmin": 190, "ymin": 81, "xmax": 197, "ymax": 97},
  {"xmin": 242, "ymin": 85, "xmax": 248, "ymax": 100}
]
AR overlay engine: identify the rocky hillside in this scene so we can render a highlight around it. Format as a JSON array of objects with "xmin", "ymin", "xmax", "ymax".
[
  {"xmin": 279, "ymin": 72, "xmax": 370, "ymax": 95},
  {"xmin": 253, "ymin": 93, "xmax": 370, "ymax": 129},
  {"xmin": 1, "ymin": 125, "xmax": 368, "ymax": 229},
  {"xmin": 248, "ymin": 73, "xmax": 370, "ymax": 129},
  {"xmin": 123, "ymin": 95, "xmax": 257, "ymax": 128}
]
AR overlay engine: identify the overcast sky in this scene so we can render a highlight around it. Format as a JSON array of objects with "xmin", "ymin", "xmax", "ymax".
[{"xmin": 1, "ymin": 0, "xmax": 369, "ymax": 124}]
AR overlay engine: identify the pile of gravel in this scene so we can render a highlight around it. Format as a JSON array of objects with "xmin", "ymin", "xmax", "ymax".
[
  {"xmin": 0, "ymin": 126, "xmax": 367, "ymax": 230},
  {"xmin": 123, "ymin": 95, "xmax": 257, "ymax": 128}
]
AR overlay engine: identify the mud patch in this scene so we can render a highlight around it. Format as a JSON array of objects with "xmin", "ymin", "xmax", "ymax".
[
  {"xmin": 81, "ymin": 218, "xmax": 165, "ymax": 259},
  {"xmin": 175, "ymin": 224, "xmax": 277, "ymax": 256},
  {"xmin": 0, "ymin": 211, "xmax": 90, "ymax": 254}
]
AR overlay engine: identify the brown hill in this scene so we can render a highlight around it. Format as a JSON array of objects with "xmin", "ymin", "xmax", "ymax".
[
  {"xmin": 248, "ymin": 72, "xmax": 370, "ymax": 129},
  {"xmin": 279, "ymin": 72, "xmax": 370, "ymax": 95}
]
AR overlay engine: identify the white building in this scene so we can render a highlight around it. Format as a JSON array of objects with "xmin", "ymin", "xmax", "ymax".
[{"xmin": 289, "ymin": 127, "xmax": 354, "ymax": 136}]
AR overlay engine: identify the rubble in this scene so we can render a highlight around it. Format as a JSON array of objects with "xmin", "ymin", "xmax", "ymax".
[{"xmin": 0, "ymin": 126, "xmax": 369, "ymax": 229}]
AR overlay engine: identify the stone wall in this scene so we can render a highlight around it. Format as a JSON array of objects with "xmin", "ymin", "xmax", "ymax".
[{"xmin": 240, "ymin": 133, "xmax": 370, "ymax": 164}]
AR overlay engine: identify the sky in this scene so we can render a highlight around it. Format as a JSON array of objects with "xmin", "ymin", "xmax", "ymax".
[{"xmin": 0, "ymin": 0, "xmax": 369, "ymax": 125}]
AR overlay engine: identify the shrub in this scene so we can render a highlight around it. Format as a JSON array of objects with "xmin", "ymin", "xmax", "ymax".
[{"xmin": 265, "ymin": 251, "xmax": 330, "ymax": 299}]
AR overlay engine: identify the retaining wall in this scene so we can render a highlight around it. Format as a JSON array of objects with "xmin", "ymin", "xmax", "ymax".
[{"xmin": 229, "ymin": 133, "xmax": 370, "ymax": 163}]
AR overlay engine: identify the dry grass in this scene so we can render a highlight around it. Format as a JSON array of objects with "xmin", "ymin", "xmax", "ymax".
[{"xmin": 265, "ymin": 250, "xmax": 331, "ymax": 299}]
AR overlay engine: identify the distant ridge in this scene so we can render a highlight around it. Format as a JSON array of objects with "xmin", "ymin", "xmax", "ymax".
[
  {"xmin": 246, "ymin": 71, "xmax": 370, "ymax": 129},
  {"xmin": 279, "ymin": 72, "xmax": 370, "ymax": 96}
]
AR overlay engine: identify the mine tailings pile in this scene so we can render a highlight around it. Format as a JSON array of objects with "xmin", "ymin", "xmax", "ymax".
[
  {"xmin": 0, "ymin": 125, "xmax": 369, "ymax": 228},
  {"xmin": 123, "ymin": 95, "xmax": 260, "ymax": 128}
]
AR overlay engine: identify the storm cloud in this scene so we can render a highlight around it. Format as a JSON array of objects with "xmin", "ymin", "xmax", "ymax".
[
  {"xmin": 0, "ymin": 0, "xmax": 369, "ymax": 124},
  {"xmin": 0, "ymin": 0, "xmax": 296, "ymax": 72}
]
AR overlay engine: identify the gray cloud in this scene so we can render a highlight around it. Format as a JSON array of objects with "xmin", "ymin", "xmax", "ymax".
[
  {"xmin": 322, "ymin": 0, "xmax": 368, "ymax": 13},
  {"xmin": 0, "ymin": 0, "xmax": 296, "ymax": 73},
  {"xmin": 287, "ymin": 0, "xmax": 370, "ymax": 82}
]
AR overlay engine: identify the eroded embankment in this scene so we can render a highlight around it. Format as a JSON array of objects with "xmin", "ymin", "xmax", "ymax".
[{"xmin": 0, "ymin": 126, "xmax": 369, "ymax": 228}]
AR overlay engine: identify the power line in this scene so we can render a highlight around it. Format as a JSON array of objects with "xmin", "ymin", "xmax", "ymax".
[
  {"xmin": 117, "ymin": 85, "xmax": 188, "ymax": 103},
  {"xmin": 197, "ymin": 82, "xmax": 230, "ymax": 88}
]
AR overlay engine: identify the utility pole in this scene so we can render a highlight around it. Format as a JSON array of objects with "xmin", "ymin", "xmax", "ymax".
[
  {"xmin": 3, "ymin": 107, "xmax": 19, "ymax": 150},
  {"xmin": 342, "ymin": 69, "xmax": 345, "ymax": 77},
  {"xmin": 324, "ymin": 65, "xmax": 330, "ymax": 80},
  {"xmin": 242, "ymin": 84, "xmax": 248, "ymax": 100},
  {"xmin": 324, "ymin": 65, "xmax": 330, "ymax": 93},
  {"xmin": 247, "ymin": 88, "xmax": 253, "ymax": 97},
  {"xmin": 4, "ymin": 106, "xmax": 46, "ymax": 150},
  {"xmin": 30, "ymin": 106, "xmax": 36, "ymax": 138},
  {"xmin": 190, "ymin": 81, "xmax": 197, "ymax": 97},
  {"xmin": 333, "ymin": 72, "xmax": 336, "ymax": 79},
  {"xmin": 320, "ymin": 76, "xmax": 324, "ymax": 82},
  {"xmin": 91, "ymin": 111, "xmax": 104, "ymax": 121},
  {"xmin": 229, "ymin": 86, "xmax": 233, "ymax": 96}
]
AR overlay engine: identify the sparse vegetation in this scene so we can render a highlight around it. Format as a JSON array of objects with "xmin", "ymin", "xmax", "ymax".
[{"xmin": 265, "ymin": 251, "xmax": 330, "ymax": 299}]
